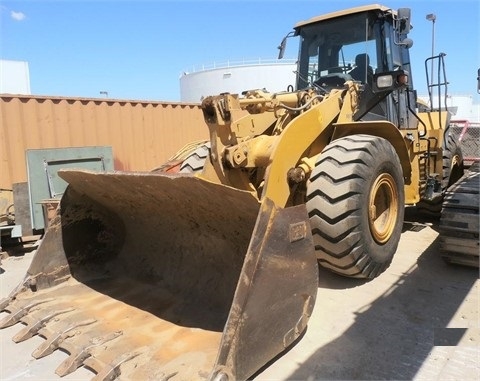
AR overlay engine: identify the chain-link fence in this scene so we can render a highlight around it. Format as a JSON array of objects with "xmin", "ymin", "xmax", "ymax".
[{"xmin": 450, "ymin": 120, "xmax": 480, "ymax": 165}]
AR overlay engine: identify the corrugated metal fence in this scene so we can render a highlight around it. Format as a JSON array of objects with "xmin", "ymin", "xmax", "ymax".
[{"xmin": 0, "ymin": 95, "xmax": 209, "ymax": 190}]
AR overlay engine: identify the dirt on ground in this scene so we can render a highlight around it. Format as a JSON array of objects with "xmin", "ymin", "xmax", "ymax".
[{"xmin": 0, "ymin": 206, "xmax": 479, "ymax": 380}]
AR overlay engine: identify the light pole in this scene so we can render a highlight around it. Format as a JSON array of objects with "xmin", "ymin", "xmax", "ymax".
[
  {"xmin": 426, "ymin": 13, "xmax": 436, "ymax": 83},
  {"xmin": 100, "ymin": 91, "xmax": 109, "ymax": 98}
]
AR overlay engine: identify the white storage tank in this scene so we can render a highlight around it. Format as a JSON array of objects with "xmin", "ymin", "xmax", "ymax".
[{"xmin": 180, "ymin": 59, "xmax": 297, "ymax": 103}]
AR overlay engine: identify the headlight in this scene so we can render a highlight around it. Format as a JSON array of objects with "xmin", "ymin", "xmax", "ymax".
[
  {"xmin": 372, "ymin": 70, "xmax": 409, "ymax": 93},
  {"xmin": 376, "ymin": 75, "xmax": 394, "ymax": 88}
]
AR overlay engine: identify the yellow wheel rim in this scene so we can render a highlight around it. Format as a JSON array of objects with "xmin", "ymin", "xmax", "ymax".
[{"xmin": 368, "ymin": 173, "xmax": 399, "ymax": 244}]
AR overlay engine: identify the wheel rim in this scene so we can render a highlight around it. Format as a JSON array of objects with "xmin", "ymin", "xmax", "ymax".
[{"xmin": 368, "ymin": 173, "xmax": 399, "ymax": 244}]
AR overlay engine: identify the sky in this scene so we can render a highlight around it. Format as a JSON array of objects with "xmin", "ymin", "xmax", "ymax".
[{"xmin": 0, "ymin": 0, "xmax": 479, "ymax": 102}]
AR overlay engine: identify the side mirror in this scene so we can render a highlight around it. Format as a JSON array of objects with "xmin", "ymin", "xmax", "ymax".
[
  {"xmin": 394, "ymin": 8, "xmax": 413, "ymax": 48},
  {"xmin": 397, "ymin": 8, "xmax": 411, "ymax": 35},
  {"xmin": 277, "ymin": 37, "xmax": 287, "ymax": 60},
  {"xmin": 277, "ymin": 31, "xmax": 295, "ymax": 60}
]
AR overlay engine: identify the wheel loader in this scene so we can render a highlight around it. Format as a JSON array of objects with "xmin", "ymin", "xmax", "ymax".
[{"xmin": 0, "ymin": 4, "xmax": 465, "ymax": 381}]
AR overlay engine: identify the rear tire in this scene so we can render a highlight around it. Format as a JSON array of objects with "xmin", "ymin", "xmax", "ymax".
[
  {"xmin": 417, "ymin": 132, "xmax": 464, "ymax": 217},
  {"xmin": 306, "ymin": 135, "xmax": 405, "ymax": 279},
  {"xmin": 443, "ymin": 133, "xmax": 465, "ymax": 188},
  {"xmin": 179, "ymin": 142, "xmax": 210, "ymax": 174}
]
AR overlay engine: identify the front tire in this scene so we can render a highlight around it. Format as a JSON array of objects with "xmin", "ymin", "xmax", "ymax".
[{"xmin": 306, "ymin": 135, "xmax": 405, "ymax": 279}]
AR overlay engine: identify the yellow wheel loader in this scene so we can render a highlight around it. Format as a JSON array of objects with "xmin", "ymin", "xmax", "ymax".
[{"xmin": 0, "ymin": 5, "xmax": 464, "ymax": 381}]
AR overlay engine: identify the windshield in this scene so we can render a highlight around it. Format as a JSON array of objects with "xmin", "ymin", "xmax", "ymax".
[{"xmin": 296, "ymin": 12, "xmax": 390, "ymax": 89}]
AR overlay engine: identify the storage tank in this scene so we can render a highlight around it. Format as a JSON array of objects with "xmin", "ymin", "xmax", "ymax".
[
  {"xmin": 180, "ymin": 59, "xmax": 297, "ymax": 103},
  {"xmin": 0, "ymin": 59, "xmax": 31, "ymax": 95}
]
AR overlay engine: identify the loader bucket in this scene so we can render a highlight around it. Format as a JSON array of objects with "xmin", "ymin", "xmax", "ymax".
[{"xmin": 0, "ymin": 170, "xmax": 318, "ymax": 381}]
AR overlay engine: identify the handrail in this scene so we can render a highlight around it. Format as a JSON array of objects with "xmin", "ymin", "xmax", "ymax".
[{"xmin": 183, "ymin": 58, "xmax": 297, "ymax": 74}]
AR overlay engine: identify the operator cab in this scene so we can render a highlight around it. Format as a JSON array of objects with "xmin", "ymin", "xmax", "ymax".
[{"xmin": 287, "ymin": 5, "xmax": 416, "ymax": 126}]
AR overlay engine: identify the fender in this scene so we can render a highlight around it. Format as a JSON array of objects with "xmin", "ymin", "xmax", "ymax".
[{"xmin": 331, "ymin": 121, "xmax": 412, "ymax": 178}]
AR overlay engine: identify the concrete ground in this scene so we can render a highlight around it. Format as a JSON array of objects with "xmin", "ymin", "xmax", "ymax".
[{"xmin": 0, "ymin": 207, "xmax": 479, "ymax": 380}]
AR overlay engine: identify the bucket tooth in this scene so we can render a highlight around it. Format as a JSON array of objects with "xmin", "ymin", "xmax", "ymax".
[
  {"xmin": 32, "ymin": 318, "xmax": 97, "ymax": 359},
  {"xmin": 12, "ymin": 307, "xmax": 75, "ymax": 343},
  {"xmin": 0, "ymin": 296, "xmax": 15, "ymax": 311},
  {"xmin": 55, "ymin": 330, "xmax": 123, "ymax": 377},
  {"xmin": 0, "ymin": 298, "xmax": 54, "ymax": 328},
  {"xmin": 89, "ymin": 348, "xmax": 143, "ymax": 381}
]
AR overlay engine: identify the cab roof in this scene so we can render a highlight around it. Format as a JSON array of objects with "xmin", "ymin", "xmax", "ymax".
[{"xmin": 294, "ymin": 4, "xmax": 394, "ymax": 29}]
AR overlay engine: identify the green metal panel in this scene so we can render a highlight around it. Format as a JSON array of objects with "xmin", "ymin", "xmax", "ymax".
[{"xmin": 26, "ymin": 146, "xmax": 114, "ymax": 230}]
